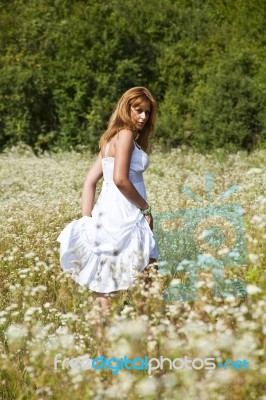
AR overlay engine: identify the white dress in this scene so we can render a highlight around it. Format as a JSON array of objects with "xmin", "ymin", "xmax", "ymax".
[{"xmin": 56, "ymin": 140, "xmax": 158, "ymax": 293}]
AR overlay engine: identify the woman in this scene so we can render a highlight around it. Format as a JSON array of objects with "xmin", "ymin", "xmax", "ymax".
[{"xmin": 57, "ymin": 87, "xmax": 158, "ymax": 314}]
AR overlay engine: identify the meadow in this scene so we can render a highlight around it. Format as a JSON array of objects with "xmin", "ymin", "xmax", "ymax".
[{"xmin": 0, "ymin": 143, "xmax": 265, "ymax": 400}]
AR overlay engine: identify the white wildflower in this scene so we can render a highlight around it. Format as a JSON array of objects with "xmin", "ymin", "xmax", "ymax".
[
  {"xmin": 247, "ymin": 285, "xmax": 262, "ymax": 295},
  {"xmin": 24, "ymin": 251, "xmax": 35, "ymax": 258},
  {"xmin": 248, "ymin": 253, "xmax": 259, "ymax": 264},
  {"xmin": 135, "ymin": 376, "xmax": 158, "ymax": 396},
  {"xmin": 5, "ymin": 323, "xmax": 28, "ymax": 344}
]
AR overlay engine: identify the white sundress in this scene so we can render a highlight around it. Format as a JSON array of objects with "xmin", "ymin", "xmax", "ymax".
[{"xmin": 56, "ymin": 139, "xmax": 158, "ymax": 293}]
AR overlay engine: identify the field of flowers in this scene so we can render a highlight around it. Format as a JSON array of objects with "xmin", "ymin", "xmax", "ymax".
[{"xmin": 0, "ymin": 143, "xmax": 265, "ymax": 400}]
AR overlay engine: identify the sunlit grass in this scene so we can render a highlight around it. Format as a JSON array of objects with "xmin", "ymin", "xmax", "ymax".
[{"xmin": 0, "ymin": 143, "xmax": 265, "ymax": 399}]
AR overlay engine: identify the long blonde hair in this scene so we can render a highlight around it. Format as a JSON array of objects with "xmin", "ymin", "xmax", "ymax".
[{"xmin": 99, "ymin": 87, "xmax": 157, "ymax": 153}]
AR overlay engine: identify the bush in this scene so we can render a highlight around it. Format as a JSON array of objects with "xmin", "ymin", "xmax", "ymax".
[{"xmin": 0, "ymin": 0, "xmax": 265, "ymax": 153}]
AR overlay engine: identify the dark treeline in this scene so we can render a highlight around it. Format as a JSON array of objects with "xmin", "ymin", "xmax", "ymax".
[{"xmin": 0, "ymin": 0, "xmax": 266, "ymax": 153}]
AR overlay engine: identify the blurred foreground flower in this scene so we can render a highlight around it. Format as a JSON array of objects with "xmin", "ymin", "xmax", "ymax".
[
  {"xmin": 247, "ymin": 285, "xmax": 262, "ymax": 295},
  {"xmin": 5, "ymin": 323, "xmax": 28, "ymax": 344}
]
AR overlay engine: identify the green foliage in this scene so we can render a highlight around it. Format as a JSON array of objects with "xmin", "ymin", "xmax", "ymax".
[{"xmin": 0, "ymin": 0, "xmax": 266, "ymax": 153}]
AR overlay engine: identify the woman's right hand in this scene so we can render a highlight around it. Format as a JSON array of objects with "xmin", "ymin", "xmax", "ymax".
[{"xmin": 144, "ymin": 213, "xmax": 153, "ymax": 231}]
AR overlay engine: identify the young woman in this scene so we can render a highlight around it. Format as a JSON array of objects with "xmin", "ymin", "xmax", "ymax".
[{"xmin": 57, "ymin": 87, "xmax": 158, "ymax": 314}]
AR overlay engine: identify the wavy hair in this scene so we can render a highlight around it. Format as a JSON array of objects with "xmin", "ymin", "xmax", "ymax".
[{"xmin": 99, "ymin": 87, "xmax": 157, "ymax": 153}]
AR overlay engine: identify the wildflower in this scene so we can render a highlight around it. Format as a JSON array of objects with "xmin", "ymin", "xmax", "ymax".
[
  {"xmin": 246, "ymin": 285, "xmax": 262, "ymax": 295},
  {"xmin": 135, "ymin": 377, "xmax": 158, "ymax": 396},
  {"xmin": 5, "ymin": 323, "xmax": 28, "ymax": 344}
]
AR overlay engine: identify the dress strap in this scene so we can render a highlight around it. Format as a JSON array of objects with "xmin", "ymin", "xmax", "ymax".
[
  {"xmin": 105, "ymin": 139, "xmax": 112, "ymax": 157},
  {"xmin": 134, "ymin": 140, "xmax": 141, "ymax": 150}
]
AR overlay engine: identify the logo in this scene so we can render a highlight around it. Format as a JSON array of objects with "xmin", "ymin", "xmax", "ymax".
[
  {"xmin": 54, "ymin": 353, "xmax": 251, "ymax": 375},
  {"xmin": 153, "ymin": 172, "xmax": 248, "ymax": 301}
]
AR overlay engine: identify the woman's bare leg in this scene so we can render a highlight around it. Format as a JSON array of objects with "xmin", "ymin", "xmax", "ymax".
[
  {"xmin": 95, "ymin": 293, "xmax": 110, "ymax": 341},
  {"xmin": 95, "ymin": 293, "xmax": 110, "ymax": 310}
]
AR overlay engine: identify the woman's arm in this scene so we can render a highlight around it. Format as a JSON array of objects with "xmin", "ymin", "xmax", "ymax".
[
  {"xmin": 113, "ymin": 129, "xmax": 149, "ymax": 211},
  {"xmin": 81, "ymin": 152, "xmax": 103, "ymax": 217}
]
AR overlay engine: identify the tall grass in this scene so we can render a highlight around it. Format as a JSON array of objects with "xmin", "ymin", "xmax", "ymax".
[{"xmin": 0, "ymin": 143, "xmax": 265, "ymax": 399}]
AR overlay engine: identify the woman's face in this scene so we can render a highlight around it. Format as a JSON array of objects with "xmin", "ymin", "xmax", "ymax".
[{"xmin": 130, "ymin": 100, "xmax": 151, "ymax": 131}]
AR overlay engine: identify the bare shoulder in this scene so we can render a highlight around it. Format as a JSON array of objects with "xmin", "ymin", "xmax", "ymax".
[
  {"xmin": 115, "ymin": 129, "xmax": 134, "ymax": 142},
  {"xmin": 114, "ymin": 129, "xmax": 134, "ymax": 152}
]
